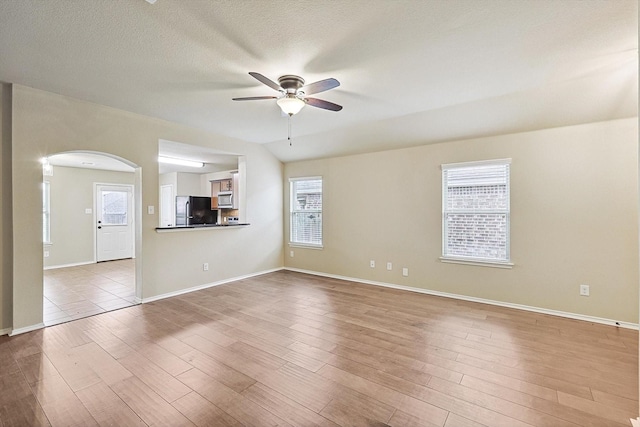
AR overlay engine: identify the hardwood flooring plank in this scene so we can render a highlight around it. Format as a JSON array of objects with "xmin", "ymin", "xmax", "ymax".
[
  {"xmin": 110, "ymin": 376, "xmax": 195, "ymax": 427},
  {"xmin": 557, "ymin": 391, "xmax": 635, "ymax": 425},
  {"xmin": 443, "ymin": 413, "xmax": 489, "ymax": 427},
  {"xmin": 118, "ymin": 351, "xmax": 192, "ymax": 403},
  {"xmin": 459, "ymin": 375, "xmax": 623, "ymax": 427},
  {"xmin": 134, "ymin": 342, "xmax": 194, "ymax": 376},
  {"xmin": 242, "ymin": 382, "xmax": 340, "ymax": 427},
  {"xmin": 317, "ymin": 363, "xmax": 449, "ymax": 425},
  {"xmin": 180, "ymin": 349, "xmax": 256, "ymax": 392},
  {"xmin": 387, "ymin": 410, "xmax": 443, "ymax": 427},
  {"xmin": 428, "ymin": 376, "xmax": 583, "ymax": 427},
  {"xmin": 254, "ymin": 363, "xmax": 338, "ymax": 413},
  {"xmin": 15, "ymin": 352, "xmax": 59, "ymax": 386},
  {"xmin": 172, "ymin": 391, "xmax": 242, "ymax": 427},
  {"xmin": 75, "ymin": 381, "xmax": 146, "ymax": 426},
  {"xmin": 0, "ymin": 395, "xmax": 51, "ymax": 427},
  {"xmin": 31, "ymin": 375, "xmax": 99, "ymax": 427},
  {"xmin": 177, "ymin": 368, "xmax": 293, "ymax": 426},
  {"xmin": 0, "ymin": 371, "xmax": 36, "ymax": 407}
]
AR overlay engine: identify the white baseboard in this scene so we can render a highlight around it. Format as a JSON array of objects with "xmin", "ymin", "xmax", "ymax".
[
  {"xmin": 44, "ymin": 261, "xmax": 94, "ymax": 270},
  {"xmin": 284, "ymin": 267, "xmax": 639, "ymax": 330},
  {"xmin": 141, "ymin": 267, "xmax": 283, "ymax": 304},
  {"xmin": 10, "ymin": 323, "xmax": 45, "ymax": 336},
  {"xmin": 0, "ymin": 327, "xmax": 10, "ymax": 336}
]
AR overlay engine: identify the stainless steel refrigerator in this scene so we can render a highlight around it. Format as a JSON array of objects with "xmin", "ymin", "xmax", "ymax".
[{"xmin": 175, "ymin": 196, "xmax": 217, "ymax": 226}]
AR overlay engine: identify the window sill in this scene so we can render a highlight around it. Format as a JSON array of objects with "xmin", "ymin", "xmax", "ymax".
[
  {"xmin": 440, "ymin": 256, "xmax": 513, "ymax": 269},
  {"xmin": 289, "ymin": 243, "xmax": 323, "ymax": 250}
]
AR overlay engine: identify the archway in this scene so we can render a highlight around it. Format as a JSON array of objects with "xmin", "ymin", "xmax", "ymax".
[{"xmin": 41, "ymin": 150, "xmax": 142, "ymax": 325}]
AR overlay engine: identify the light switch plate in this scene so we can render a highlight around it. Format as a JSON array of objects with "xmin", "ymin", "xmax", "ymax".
[
  {"xmin": 85, "ymin": 208, "xmax": 92, "ymax": 214},
  {"xmin": 147, "ymin": 205, "xmax": 155, "ymax": 215}
]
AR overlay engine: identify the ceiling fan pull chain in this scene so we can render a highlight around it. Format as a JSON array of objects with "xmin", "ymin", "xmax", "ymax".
[{"xmin": 288, "ymin": 114, "xmax": 292, "ymax": 146}]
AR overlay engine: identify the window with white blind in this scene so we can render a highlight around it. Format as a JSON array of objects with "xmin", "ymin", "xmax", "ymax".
[
  {"xmin": 290, "ymin": 177, "xmax": 323, "ymax": 248},
  {"xmin": 441, "ymin": 159, "xmax": 511, "ymax": 267},
  {"xmin": 43, "ymin": 181, "xmax": 51, "ymax": 244}
]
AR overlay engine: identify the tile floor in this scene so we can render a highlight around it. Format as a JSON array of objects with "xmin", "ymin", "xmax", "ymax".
[{"xmin": 43, "ymin": 259, "xmax": 137, "ymax": 326}]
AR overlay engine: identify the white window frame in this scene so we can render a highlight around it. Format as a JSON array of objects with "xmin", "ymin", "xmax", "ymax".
[
  {"xmin": 441, "ymin": 159, "xmax": 513, "ymax": 268},
  {"xmin": 43, "ymin": 181, "xmax": 51, "ymax": 244},
  {"xmin": 289, "ymin": 176, "xmax": 323, "ymax": 249}
]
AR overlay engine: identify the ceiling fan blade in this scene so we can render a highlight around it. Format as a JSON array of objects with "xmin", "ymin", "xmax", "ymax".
[
  {"xmin": 302, "ymin": 78, "xmax": 340, "ymax": 95},
  {"xmin": 248, "ymin": 72, "xmax": 282, "ymax": 92},
  {"xmin": 232, "ymin": 96, "xmax": 278, "ymax": 101},
  {"xmin": 305, "ymin": 97, "xmax": 343, "ymax": 112}
]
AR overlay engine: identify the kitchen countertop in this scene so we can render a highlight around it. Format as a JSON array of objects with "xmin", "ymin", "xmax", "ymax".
[{"xmin": 155, "ymin": 223, "xmax": 249, "ymax": 232}]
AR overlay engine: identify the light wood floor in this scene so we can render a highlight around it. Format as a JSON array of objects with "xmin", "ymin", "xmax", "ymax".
[
  {"xmin": 2, "ymin": 270, "xmax": 637, "ymax": 426},
  {"xmin": 43, "ymin": 259, "xmax": 136, "ymax": 326}
]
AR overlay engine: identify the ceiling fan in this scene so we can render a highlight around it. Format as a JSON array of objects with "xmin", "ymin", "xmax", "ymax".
[{"xmin": 232, "ymin": 72, "xmax": 343, "ymax": 116}]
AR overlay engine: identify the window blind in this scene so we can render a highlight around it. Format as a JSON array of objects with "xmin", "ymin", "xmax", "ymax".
[
  {"xmin": 290, "ymin": 177, "xmax": 322, "ymax": 247},
  {"xmin": 442, "ymin": 160, "xmax": 510, "ymax": 262}
]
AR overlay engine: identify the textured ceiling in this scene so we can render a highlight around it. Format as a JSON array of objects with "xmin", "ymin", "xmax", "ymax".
[{"xmin": 0, "ymin": 0, "xmax": 637, "ymax": 162}]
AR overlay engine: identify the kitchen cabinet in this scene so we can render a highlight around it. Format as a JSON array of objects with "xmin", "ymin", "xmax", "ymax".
[
  {"xmin": 210, "ymin": 173, "xmax": 239, "ymax": 209},
  {"xmin": 211, "ymin": 178, "xmax": 232, "ymax": 194}
]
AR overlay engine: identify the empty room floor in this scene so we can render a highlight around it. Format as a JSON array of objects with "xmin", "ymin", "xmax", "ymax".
[
  {"xmin": 43, "ymin": 259, "xmax": 136, "ymax": 326},
  {"xmin": 3, "ymin": 270, "xmax": 637, "ymax": 426}
]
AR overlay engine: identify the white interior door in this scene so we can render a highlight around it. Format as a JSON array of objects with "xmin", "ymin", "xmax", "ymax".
[
  {"xmin": 160, "ymin": 184, "xmax": 174, "ymax": 227},
  {"xmin": 96, "ymin": 184, "xmax": 133, "ymax": 262}
]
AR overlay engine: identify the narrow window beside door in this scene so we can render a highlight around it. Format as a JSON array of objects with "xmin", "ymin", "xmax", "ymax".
[
  {"xmin": 43, "ymin": 181, "xmax": 51, "ymax": 244},
  {"xmin": 290, "ymin": 177, "xmax": 323, "ymax": 248}
]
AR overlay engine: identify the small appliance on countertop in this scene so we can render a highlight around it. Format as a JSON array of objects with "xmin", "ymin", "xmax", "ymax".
[{"xmin": 226, "ymin": 217, "xmax": 239, "ymax": 224}]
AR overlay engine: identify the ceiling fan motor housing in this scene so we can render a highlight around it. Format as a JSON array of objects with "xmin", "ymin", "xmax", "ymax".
[{"xmin": 278, "ymin": 75, "xmax": 305, "ymax": 94}]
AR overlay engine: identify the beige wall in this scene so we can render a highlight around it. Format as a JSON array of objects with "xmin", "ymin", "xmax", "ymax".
[
  {"xmin": 0, "ymin": 84, "xmax": 12, "ymax": 332},
  {"xmin": 176, "ymin": 172, "xmax": 206, "ymax": 197},
  {"xmin": 9, "ymin": 85, "xmax": 283, "ymax": 331},
  {"xmin": 45, "ymin": 166, "xmax": 135, "ymax": 268},
  {"xmin": 284, "ymin": 118, "xmax": 639, "ymax": 323}
]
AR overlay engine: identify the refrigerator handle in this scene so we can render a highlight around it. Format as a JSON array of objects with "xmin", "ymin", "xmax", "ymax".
[{"xmin": 185, "ymin": 200, "xmax": 190, "ymax": 224}]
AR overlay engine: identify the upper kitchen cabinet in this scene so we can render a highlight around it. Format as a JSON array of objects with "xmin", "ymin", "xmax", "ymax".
[{"xmin": 210, "ymin": 171, "xmax": 239, "ymax": 210}]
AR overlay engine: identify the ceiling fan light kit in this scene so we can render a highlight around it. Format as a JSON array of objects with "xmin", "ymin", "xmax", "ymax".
[
  {"xmin": 277, "ymin": 95, "xmax": 306, "ymax": 116},
  {"xmin": 233, "ymin": 72, "xmax": 342, "ymax": 146}
]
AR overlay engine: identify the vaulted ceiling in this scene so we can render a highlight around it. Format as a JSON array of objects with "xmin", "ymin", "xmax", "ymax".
[{"xmin": 0, "ymin": 0, "xmax": 637, "ymax": 162}]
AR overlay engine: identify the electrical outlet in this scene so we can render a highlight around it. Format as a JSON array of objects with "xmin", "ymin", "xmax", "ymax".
[
  {"xmin": 579, "ymin": 284, "xmax": 589, "ymax": 296},
  {"xmin": 402, "ymin": 267, "xmax": 408, "ymax": 277},
  {"xmin": 370, "ymin": 260, "xmax": 375, "ymax": 268},
  {"xmin": 203, "ymin": 263, "xmax": 209, "ymax": 271},
  {"xmin": 290, "ymin": 250, "xmax": 294, "ymax": 258},
  {"xmin": 386, "ymin": 262, "xmax": 392, "ymax": 271},
  {"xmin": 85, "ymin": 208, "xmax": 92, "ymax": 214}
]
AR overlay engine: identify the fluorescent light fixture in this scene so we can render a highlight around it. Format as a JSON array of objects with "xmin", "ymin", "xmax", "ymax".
[
  {"xmin": 158, "ymin": 156, "xmax": 204, "ymax": 168},
  {"xmin": 277, "ymin": 96, "xmax": 306, "ymax": 116}
]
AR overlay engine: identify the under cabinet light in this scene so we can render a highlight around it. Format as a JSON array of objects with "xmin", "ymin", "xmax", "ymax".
[{"xmin": 158, "ymin": 156, "xmax": 204, "ymax": 168}]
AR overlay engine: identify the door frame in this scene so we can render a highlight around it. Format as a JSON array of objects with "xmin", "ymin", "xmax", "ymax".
[
  {"xmin": 93, "ymin": 183, "xmax": 135, "ymax": 263},
  {"xmin": 160, "ymin": 184, "xmax": 175, "ymax": 227}
]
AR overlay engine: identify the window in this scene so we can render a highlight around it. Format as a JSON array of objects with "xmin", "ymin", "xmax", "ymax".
[
  {"xmin": 442, "ymin": 159, "xmax": 511, "ymax": 266},
  {"xmin": 43, "ymin": 181, "xmax": 51, "ymax": 244},
  {"xmin": 290, "ymin": 177, "xmax": 322, "ymax": 247}
]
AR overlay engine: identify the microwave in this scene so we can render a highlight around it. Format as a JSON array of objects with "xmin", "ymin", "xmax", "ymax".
[{"xmin": 217, "ymin": 191, "xmax": 233, "ymax": 208}]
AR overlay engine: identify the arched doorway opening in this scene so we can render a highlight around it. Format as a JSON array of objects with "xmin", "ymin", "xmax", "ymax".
[{"xmin": 41, "ymin": 151, "xmax": 142, "ymax": 325}]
